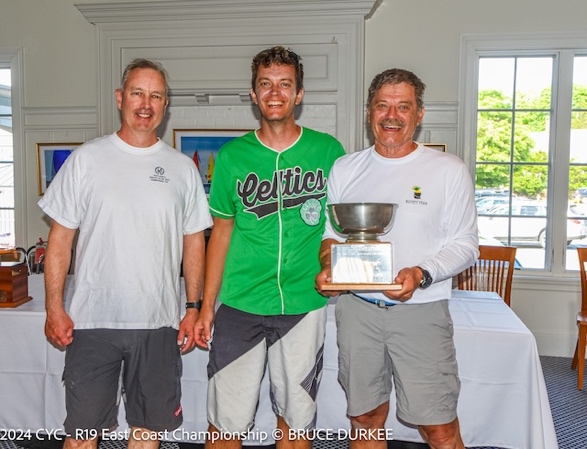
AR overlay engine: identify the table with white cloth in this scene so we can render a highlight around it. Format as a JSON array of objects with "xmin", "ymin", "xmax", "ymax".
[{"xmin": 0, "ymin": 276, "xmax": 558, "ymax": 448}]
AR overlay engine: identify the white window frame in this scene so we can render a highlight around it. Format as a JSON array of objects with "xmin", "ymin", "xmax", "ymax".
[
  {"xmin": 458, "ymin": 32, "xmax": 587, "ymax": 276},
  {"xmin": 0, "ymin": 49, "xmax": 24, "ymax": 247}
]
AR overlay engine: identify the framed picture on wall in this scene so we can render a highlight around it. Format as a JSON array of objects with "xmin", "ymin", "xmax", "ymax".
[
  {"xmin": 36, "ymin": 142, "xmax": 82, "ymax": 195},
  {"xmin": 173, "ymin": 129, "xmax": 248, "ymax": 194},
  {"xmin": 422, "ymin": 143, "xmax": 447, "ymax": 152}
]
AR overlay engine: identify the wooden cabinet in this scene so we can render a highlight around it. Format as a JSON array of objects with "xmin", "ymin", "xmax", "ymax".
[{"xmin": 0, "ymin": 262, "xmax": 32, "ymax": 308}]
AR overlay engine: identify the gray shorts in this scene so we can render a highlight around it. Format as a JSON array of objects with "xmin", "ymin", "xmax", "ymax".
[
  {"xmin": 63, "ymin": 328, "xmax": 183, "ymax": 436},
  {"xmin": 335, "ymin": 293, "xmax": 460, "ymax": 426},
  {"xmin": 207, "ymin": 304, "xmax": 326, "ymax": 433}
]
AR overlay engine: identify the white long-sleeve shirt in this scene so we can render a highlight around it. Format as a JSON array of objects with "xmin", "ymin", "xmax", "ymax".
[{"xmin": 323, "ymin": 144, "xmax": 479, "ymax": 304}]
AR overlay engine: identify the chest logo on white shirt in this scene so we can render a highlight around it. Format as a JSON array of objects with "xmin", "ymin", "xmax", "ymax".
[
  {"xmin": 405, "ymin": 185, "xmax": 428, "ymax": 206},
  {"xmin": 150, "ymin": 166, "xmax": 170, "ymax": 184}
]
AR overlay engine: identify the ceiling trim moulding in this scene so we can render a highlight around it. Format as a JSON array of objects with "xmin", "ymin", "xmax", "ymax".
[{"xmin": 75, "ymin": 0, "xmax": 380, "ymax": 24}]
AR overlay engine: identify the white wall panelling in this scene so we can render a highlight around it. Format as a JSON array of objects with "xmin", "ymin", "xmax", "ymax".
[{"xmin": 75, "ymin": 0, "xmax": 380, "ymax": 152}]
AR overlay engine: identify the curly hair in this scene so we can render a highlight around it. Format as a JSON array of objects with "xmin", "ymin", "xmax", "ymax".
[{"xmin": 251, "ymin": 46, "xmax": 304, "ymax": 93}]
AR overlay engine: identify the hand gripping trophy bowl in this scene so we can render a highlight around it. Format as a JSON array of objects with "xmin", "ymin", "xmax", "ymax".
[{"xmin": 323, "ymin": 202, "xmax": 401, "ymax": 291}]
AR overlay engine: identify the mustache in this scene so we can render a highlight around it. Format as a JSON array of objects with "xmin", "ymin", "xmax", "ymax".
[{"xmin": 379, "ymin": 119, "xmax": 404, "ymax": 128}]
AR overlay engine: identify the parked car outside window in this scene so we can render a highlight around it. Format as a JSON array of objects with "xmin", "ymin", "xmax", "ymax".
[
  {"xmin": 477, "ymin": 200, "xmax": 587, "ymax": 247},
  {"xmin": 573, "ymin": 187, "xmax": 587, "ymax": 203},
  {"xmin": 475, "ymin": 189, "xmax": 510, "ymax": 199},
  {"xmin": 476, "ymin": 196, "xmax": 511, "ymax": 213}
]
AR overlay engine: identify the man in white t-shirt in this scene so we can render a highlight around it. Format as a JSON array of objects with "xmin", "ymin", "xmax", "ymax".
[
  {"xmin": 39, "ymin": 59, "xmax": 212, "ymax": 449},
  {"xmin": 315, "ymin": 69, "xmax": 479, "ymax": 449}
]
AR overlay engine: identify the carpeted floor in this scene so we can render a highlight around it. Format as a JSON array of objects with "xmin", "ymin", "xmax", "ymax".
[
  {"xmin": 540, "ymin": 356, "xmax": 587, "ymax": 449},
  {"xmin": 1, "ymin": 356, "xmax": 584, "ymax": 449}
]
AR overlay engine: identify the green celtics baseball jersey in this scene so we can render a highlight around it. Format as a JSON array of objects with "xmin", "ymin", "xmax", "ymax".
[{"xmin": 209, "ymin": 127, "xmax": 345, "ymax": 315}]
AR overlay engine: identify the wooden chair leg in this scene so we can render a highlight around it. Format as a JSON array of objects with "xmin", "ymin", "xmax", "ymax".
[
  {"xmin": 578, "ymin": 326, "xmax": 587, "ymax": 391},
  {"xmin": 572, "ymin": 338, "xmax": 579, "ymax": 370}
]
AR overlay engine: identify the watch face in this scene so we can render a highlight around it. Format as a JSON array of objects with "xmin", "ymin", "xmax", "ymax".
[{"xmin": 420, "ymin": 269, "xmax": 432, "ymax": 289}]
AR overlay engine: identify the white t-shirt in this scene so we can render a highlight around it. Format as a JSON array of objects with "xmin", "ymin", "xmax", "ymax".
[
  {"xmin": 39, "ymin": 133, "xmax": 213, "ymax": 329},
  {"xmin": 323, "ymin": 144, "xmax": 479, "ymax": 304}
]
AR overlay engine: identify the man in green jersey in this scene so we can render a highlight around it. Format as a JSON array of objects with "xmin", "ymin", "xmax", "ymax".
[{"xmin": 195, "ymin": 46, "xmax": 345, "ymax": 449}]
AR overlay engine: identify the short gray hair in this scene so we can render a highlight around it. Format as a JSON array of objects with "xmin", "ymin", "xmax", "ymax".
[
  {"xmin": 120, "ymin": 58, "xmax": 170, "ymax": 96},
  {"xmin": 367, "ymin": 68, "xmax": 426, "ymax": 110}
]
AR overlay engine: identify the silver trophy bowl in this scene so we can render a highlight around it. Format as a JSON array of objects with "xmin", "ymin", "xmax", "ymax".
[{"xmin": 328, "ymin": 202, "xmax": 398, "ymax": 242}]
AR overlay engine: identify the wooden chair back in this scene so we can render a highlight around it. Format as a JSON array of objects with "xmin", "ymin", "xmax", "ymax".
[
  {"xmin": 457, "ymin": 245, "xmax": 517, "ymax": 306},
  {"xmin": 572, "ymin": 247, "xmax": 587, "ymax": 389},
  {"xmin": 578, "ymin": 247, "xmax": 587, "ymax": 313}
]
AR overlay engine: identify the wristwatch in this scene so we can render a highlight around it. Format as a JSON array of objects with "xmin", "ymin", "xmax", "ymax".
[
  {"xmin": 417, "ymin": 267, "xmax": 433, "ymax": 289},
  {"xmin": 185, "ymin": 302, "xmax": 202, "ymax": 310}
]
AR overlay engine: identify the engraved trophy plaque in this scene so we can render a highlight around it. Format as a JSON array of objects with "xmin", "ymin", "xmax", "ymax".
[{"xmin": 323, "ymin": 202, "xmax": 401, "ymax": 291}]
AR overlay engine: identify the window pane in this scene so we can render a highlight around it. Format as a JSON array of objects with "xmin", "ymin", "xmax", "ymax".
[
  {"xmin": 515, "ymin": 58, "xmax": 552, "ymax": 108},
  {"xmin": 0, "ymin": 68, "xmax": 10, "ymax": 117},
  {"xmin": 0, "ymin": 208, "xmax": 14, "ymax": 248},
  {"xmin": 570, "ymin": 166, "xmax": 587, "ymax": 198},
  {"xmin": 514, "ymin": 111, "xmax": 550, "ymax": 163},
  {"xmin": 572, "ymin": 56, "xmax": 587, "ymax": 110},
  {"xmin": 0, "ymin": 68, "xmax": 14, "ymax": 248},
  {"xmin": 570, "ymin": 112, "xmax": 587, "ymax": 164},
  {"xmin": 512, "ymin": 164, "xmax": 548, "ymax": 200},
  {"xmin": 0, "ymin": 69, "xmax": 10, "ymax": 86},
  {"xmin": 476, "ymin": 111, "xmax": 512, "ymax": 162},
  {"xmin": 476, "ymin": 56, "xmax": 557, "ymax": 271},
  {"xmin": 0, "ymin": 123, "xmax": 13, "ymax": 162},
  {"xmin": 478, "ymin": 58, "xmax": 514, "ymax": 109},
  {"xmin": 470, "ymin": 42, "xmax": 587, "ymax": 274},
  {"xmin": 475, "ymin": 163, "xmax": 511, "ymax": 191},
  {"xmin": 0, "ymin": 116, "xmax": 11, "ymax": 132},
  {"xmin": 0, "ymin": 188, "xmax": 14, "ymax": 208},
  {"xmin": 567, "ymin": 56, "xmax": 587, "ymax": 270}
]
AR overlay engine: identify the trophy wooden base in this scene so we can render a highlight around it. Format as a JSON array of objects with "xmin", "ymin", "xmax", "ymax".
[{"xmin": 322, "ymin": 282, "xmax": 402, "ymax": 291}]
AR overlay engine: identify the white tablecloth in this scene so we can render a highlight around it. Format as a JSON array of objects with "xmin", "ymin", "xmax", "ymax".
[{"xmin": 0, "ymin": 276, "xmax": 558, "ymax": 449}]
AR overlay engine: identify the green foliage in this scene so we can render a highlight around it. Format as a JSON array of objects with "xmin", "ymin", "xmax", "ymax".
[
  {"xmin": 572, "ymin": 85, "xmax": 587, "ymax": 129},
  {"xmin": 516, "ymin": 89, "xmax": 551, "ymax": 133},
  {"xmin": 513, "ymin": 152, "xmax": 548, "ymax": 198},
  {"xmin": 569, "ymin": 166, "xmax": 587, "ymax": 198},
  {"xmin": 476, "ymin": 96, "xmax": 543, "ymax": 197},
  {"xmin": 478, "ymin": 89, "xmax": 512, "ymax": 109},
  {"xmin": 476, "ymin": 86, "xmax": 587, "ymax": 199}
]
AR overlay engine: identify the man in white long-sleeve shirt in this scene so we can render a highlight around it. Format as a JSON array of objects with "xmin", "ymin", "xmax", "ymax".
[{"xmin": 315, "ymin": 68, "xmax": 479, "ymax": 449}]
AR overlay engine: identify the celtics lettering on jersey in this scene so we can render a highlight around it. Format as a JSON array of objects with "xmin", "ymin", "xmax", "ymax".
[{"xmin": 237, "ymin": 166, "xmax": 326, "ymax": 225}]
